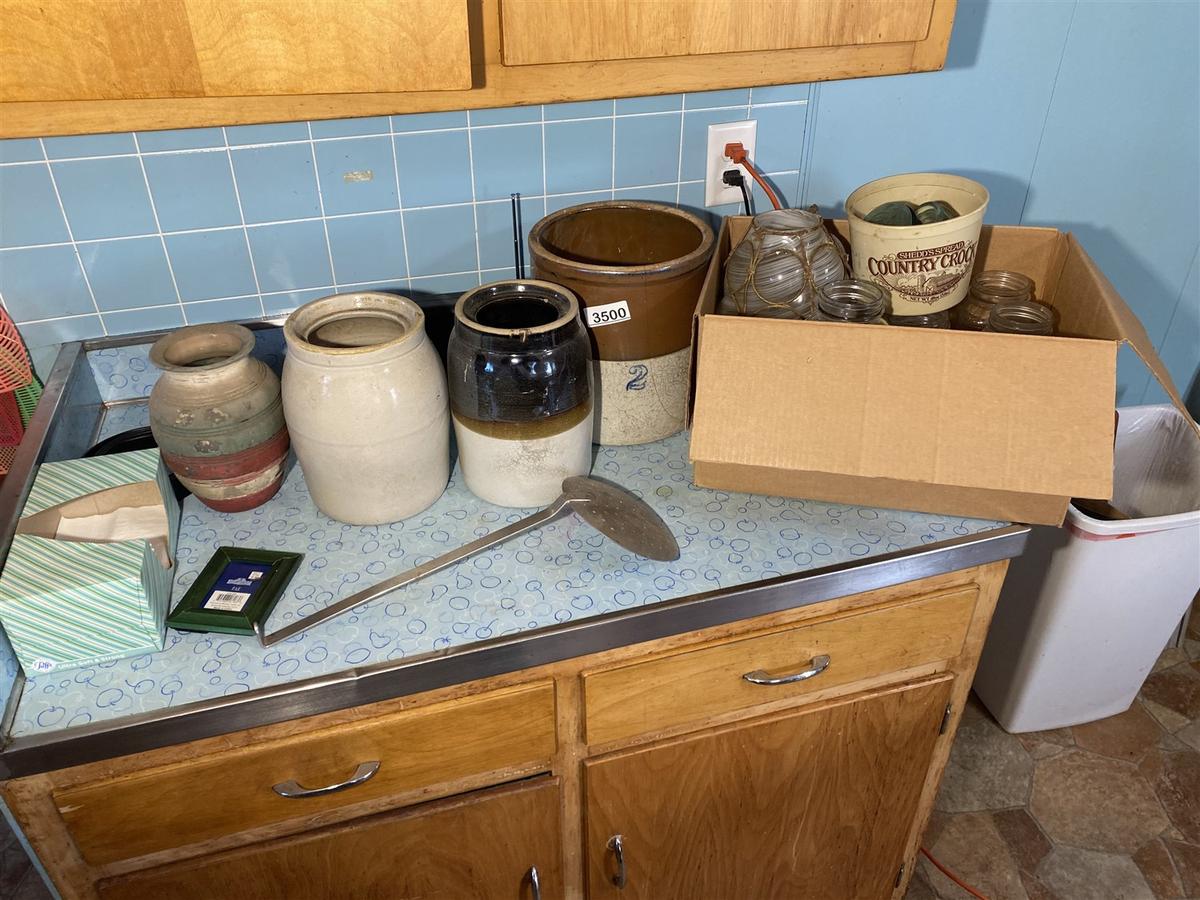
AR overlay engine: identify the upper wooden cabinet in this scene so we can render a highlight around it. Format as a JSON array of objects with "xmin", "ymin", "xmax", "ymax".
[
  {"xmin": 0, "ymin": 0, "xmax": 956, "ymax": 146},
  {"xmin": 498, "ymin": 0, "xmax": 937, "ymax": 66},
  {"xmin": 0, "ymin": 0, "xmax": 471, "ymax": 103}
]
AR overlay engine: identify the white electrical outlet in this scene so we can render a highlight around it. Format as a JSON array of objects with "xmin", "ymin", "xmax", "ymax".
[{"xmin": 704, "ymin": 120, "xmax": 758, "ymax": 207}]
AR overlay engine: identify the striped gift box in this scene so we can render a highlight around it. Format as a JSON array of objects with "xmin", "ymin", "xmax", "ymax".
[{"xmin": 0, "ymin": 449, "xmax": 179, "ymax": 676}]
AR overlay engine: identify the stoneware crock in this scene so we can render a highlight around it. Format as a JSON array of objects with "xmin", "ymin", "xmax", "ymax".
[
  {"xmin": 149, "ymin": 323, "xmax": 288, "ymax": 512},
  {"xmin": 283, "ymin": 292, "xmax": 449, "ymax": 525},
  {"xmin": 447, "ymin": 280, "xmax": 592, "ymax": 508},
  {"xmin": 528, "ymin": 200, "xmax": 714, "ymax": 445}
]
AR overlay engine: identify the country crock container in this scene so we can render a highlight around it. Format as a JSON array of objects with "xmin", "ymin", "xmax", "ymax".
[
  {"xmin": 282, "ymin": 292, "xmax": 449, "ymax": 525},
  {"xmin": 148, "ymin": 323, "xmax": 287, "ymax": 512},
  {"xmin": 528, "ymin": 200, "xmax": 714, "ymax": 446},
  {"xmin": 447, "ymin": 280, "xmax": 592, "ymax": 508},
  {"xmin": 845, "ymin": 173, "xmax": 989, "ymax": 316}
]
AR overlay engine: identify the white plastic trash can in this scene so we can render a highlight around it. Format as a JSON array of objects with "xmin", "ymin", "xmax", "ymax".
[{"xmin": 974, "ymin": 404, "xmax": 1200, "ymax": 732}]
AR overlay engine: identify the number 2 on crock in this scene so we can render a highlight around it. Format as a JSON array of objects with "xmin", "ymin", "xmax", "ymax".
[{"xmin": 585, "ymin": 300, "xmax": 631, "ymax": 328}]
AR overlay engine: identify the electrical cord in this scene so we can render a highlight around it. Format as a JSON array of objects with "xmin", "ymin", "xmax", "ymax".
[
  {"xmin": 920, "ymin": 847, "xmax": 990, "ymax": 900},
  {"xmin": 724, "ymin": 141, "xmax": 782, "ymax": 210},
  {"xmin": 722, "ymin": 169, "xmax": 752, "ymax": 215}
]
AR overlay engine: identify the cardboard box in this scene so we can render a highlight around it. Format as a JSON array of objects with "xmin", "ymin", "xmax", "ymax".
[
  {"xmin": 689, "ymin": 218, "xmax": 1195, "ymax": 525},
  {"xmin": 0, "ymin": 449, "xmax": 179, "ymax": 675}
]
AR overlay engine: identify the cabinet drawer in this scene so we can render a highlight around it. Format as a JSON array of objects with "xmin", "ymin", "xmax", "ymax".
[
  {"xmin": 583, "ymin": 587, "xmax": 976, "ymax": 745},
  {"xmin": 97, "ymin": 777, "xmax": 563, "ymax": 900},
  {"xmin": 56, "ymin": 681, "xmax": 556, "ymax": 866}
]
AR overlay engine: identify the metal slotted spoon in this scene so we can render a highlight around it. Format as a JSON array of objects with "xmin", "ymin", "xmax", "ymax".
[{"xmin": 255, "ymin": 476, "xmax": 680, "ymax": 647}]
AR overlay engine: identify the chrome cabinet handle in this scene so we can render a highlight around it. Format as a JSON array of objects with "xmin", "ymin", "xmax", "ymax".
[
  {"xmin": 608, "ymin": 834, "xmax": 627, "ymax": 889},
  {"xmin": 527, "ymin": 865, "xmax": 542, "ymax": 900},
  {"xmin": 272, "ymin": 761, "xmax": 380, "ymax": 798},
  {"xmin": 743, "ymin": 654, "xmax": 830, "ymax": 685}
]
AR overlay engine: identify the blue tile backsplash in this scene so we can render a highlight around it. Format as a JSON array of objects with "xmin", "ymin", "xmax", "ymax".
[
  {"xmin": 0, "ymin": 88, "xmax": 808, "ymax": 351},
  {"xmin": 0, "ymin": 0, "xmax": 1196, "ymax": 412}
]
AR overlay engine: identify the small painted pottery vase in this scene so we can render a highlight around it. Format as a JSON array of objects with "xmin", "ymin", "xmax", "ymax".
[
  {"xmin": 282, "ymin": 292, "xmax": 449, "ymax": 525},
  {"xmin": 447, "ymin": 280, "xmax": 592, "ymax": 508},
  {"xmin": 149, "ymin": 323, "xmax": 288, "ymax": 512}
]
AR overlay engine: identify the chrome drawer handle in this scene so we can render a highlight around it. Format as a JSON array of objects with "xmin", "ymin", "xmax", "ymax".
[
  {"xmin": 608, "ymin": 834, "xmax": 627, "ymax": 889},
  {"xmin": 528, "ymin": 865, "xmax": 542, "ymax": 900},
  {"xmin": 272, "ymin": 761, "xmax": 380, "ymax": 798},
  {"xmin": 743, "ymin": 654, "xmax": 830, "ymax": 685}
]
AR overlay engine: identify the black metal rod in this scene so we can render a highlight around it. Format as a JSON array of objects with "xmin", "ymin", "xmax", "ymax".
[{"xmin": 510, "ymin": 192, "xmax": 525, "ymax": 279}]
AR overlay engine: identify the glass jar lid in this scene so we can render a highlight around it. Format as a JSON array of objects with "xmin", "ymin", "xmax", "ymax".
[
  {"xmin": 816, "ymin": 279, "xmax": 887, "ymax": 322},
  {"xmin": 970, "ymin": 270, "xmax": 1035, "ymax": 303},
  {"xmin": 985, "ymin": 299, "xmax": 1055, "ymax": 335}
]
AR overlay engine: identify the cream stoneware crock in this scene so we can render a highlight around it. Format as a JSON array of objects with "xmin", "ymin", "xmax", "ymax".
[{"xmin": 282, "ymin": 292, "xmax": 449, "ymax": 525}]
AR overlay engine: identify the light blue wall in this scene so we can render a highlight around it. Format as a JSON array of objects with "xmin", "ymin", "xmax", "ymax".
[
  {"xmin": 806, "ymin": 0, "xmax": 1199, "ymax": 412},
  {"xmin": 0, "ymin": 0, "xmax": 1196, "ymax": 412}
]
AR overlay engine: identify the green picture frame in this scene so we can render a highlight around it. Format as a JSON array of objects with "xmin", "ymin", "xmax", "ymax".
[{"xmin": 166, "ymin": 547, "xmax": 303, "ymax": 637}]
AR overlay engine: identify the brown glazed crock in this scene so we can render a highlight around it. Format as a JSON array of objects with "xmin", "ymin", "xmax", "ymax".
[{"xmin": 528, "ymin": 201, "xmax": 715, "ymax": 361}]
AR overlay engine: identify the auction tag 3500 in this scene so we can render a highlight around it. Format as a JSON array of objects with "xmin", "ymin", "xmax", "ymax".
[{"xmin": 585, "ymin": 300, "xmax": 631, "ymax": 328}]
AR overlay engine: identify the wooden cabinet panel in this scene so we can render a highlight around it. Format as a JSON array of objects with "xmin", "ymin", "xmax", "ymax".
[
  {"xmin": 0, "ymin": 0, "xmax": 471, "ymax": 103},
  {"xmin": 0, "ymin": 1, "xmax": 202, "ymax": 102},
  {"xmin": 185, "ymin": 1, "xmax": 472, "ymax": 97},
  {"xmin": 0, "ymin": 0, "xmax": 956, "ymax": 136},
  {"xmin": 55, "ymin": 681, "xmax": 555, "ymax": 867},
  {"xmin": 499, "ymin": 0, "xmax": 935, "ymax": 66},
  {"xmin": 583, "ymin": 586, "xmax": 975, "ymax": 746},
  {"xmin": 97, "ymin": 777, "xmax": 562, "ymax": 900},
  {"xmin": 584, "ymin": 678, "xmax": 953, "ymax": 900}
]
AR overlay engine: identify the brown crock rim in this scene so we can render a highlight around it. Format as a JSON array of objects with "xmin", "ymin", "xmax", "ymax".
[{"xmin": 528, "ymin": 200, "xmax": 715, "ymax": 279}]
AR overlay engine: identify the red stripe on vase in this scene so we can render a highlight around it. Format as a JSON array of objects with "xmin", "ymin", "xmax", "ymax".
[
  {"xmin": 199, "ymin": 475, "xmax": 287, "ymax": 513},
  {"xmin": 162, "ymin": 427, "xmax": 289, "ymax": 481}
]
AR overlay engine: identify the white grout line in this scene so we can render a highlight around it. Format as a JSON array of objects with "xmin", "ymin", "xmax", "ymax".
[
  {"xmin": 609, "ymin": 100, "xmax": 618, "ymax": 200},
  {"xmin": 14, "ymin": 311, "xmax": 100, "ymax": 326},
  {"xmin": 0, "ymin": 100, "xmax": 814, "ymax": 168},
  {"xmin": 388, "ymin": 129, "xmax": 414, "ymax": 291},
  {"xmin": 673, "ymin": 103, "xmax": 688, "ymax": 206},
  {"xmin": 0, "ymin": 171, "xmax": 793, "ymax": 254},
  {"xmin": 36, "ymin": 140, "xmax": 108, "ymax": 336},
  {"xmin": 223, "ymin": 127, "xmax": 268, "ymax": 320},
  {"xmin": 129, "ymin": 132, "xmax": 188, "ymax": 328},
  {"xmin": 463, "ymin": 109, "xmax": 483, "ymax": 285},
  {"xmin": 306, "ymin": 122, "xmax": 340, "ymax": 292},
  {"xmin": 540, "ymin": 105, "xmax": 549, "ymax": 221}
]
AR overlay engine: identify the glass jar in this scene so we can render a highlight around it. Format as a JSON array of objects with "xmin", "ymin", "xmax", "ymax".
[
  {"xmin": 887, "ymin": 310, "xmax": 951, "ymax": 329},
  {"xmin": 985, "ymin": 300, "xmax": 1056, "ymax": 335},
  {"xmin": 813, "ymin": 279, "xmax": 888, "ymax": 324},
  {"xmin": 718, "ymin": 208, "xmax": 846, "ymax": 319},
  {"xmin": 954, "ymin": 270, "xmax": 1035, "ymax": 330}
]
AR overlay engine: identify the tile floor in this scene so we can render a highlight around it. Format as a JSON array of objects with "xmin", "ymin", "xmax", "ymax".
[
  {"xmin": 0, "ymin": 816, "xmax": 50, "ymax": 900},
  {"xmin": 2, "ymin": 640, "xmax": 1197, "ymax": 900},
  {"xmin": 907, "ymin": 635, "xmax": 1200, "ymax": 900}
]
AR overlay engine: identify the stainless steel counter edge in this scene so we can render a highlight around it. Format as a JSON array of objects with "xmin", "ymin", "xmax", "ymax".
[{"xmin": 0, "ymin": 524, "xmax": 1027, "ymax": 778}]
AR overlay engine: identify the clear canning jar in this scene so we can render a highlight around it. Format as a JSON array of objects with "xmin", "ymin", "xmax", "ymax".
[
  {"xmin": 985, "ymin": 299, "xmax": 1055, "ymax": 335},
  {"xmin": 954, "ymin": 270, "xmax": 1035, "ymax": 331},
  {"xmin": 814, "ymin": 279, "xmax": 888, "ymax": 324},
  {"xmin": 887, "ymin": 310, "xmax": 951, "ymax": 328}
]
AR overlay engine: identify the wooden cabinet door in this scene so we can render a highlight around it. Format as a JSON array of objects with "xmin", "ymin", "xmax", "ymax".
[
  {"xmin": 498, "ymin": 0, "xmax": 937, "ymax": 67},
  {"xmin": 0, "ymin": 0, "xmax": 471, "ymax": 103},
  {"xmin": 584, "ymin": 679, "xmax": 953, "ymax": 900},
  {"xmin": 98, "ymin": 778, "xmax": 562, "ymax": 900}
]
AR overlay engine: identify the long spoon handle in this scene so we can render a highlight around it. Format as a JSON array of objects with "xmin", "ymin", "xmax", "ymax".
[{"xmin": 256, "ymin": 499, "xmax": 570, "ymax": 647}]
